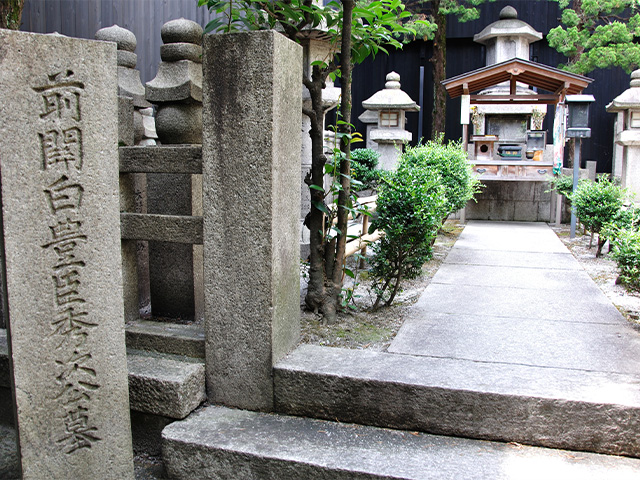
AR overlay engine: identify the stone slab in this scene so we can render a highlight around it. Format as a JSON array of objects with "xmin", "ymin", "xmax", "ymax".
[
  {"xmin": 127, "ymin": 349, "xmax": 205, "ymax": 419},
  {"xmin": 120, "ymin": 212, "xmax": 203, "ymax": 244},
  {"xmin": 119, "ymin": 145, "xmax": 203, "ymax": 174},
  {"xmin": 431, "ymin": 263, "xmax": 598, "ymax": 291},
  {"xmin": 274, "ymin": 345, "xmax": 640, "ymax": 457},
  {"xmin": 163, "ymin": 405, "xmax": 640, "ymax": 480},
  {"xmin": 413, "ymin": 283, "xmax": 624, "ymax": 323},
  {"xmin": 444, "ymin": 249, "xmax": 582, "ymax": 269},
  {"xmin": 202, "ymin": 31, "xmax": 302, "ymax": 410},
  {"xmin": 0, "ymin": 30, "xmax": 134, "ymax": 478},
  {"xmin": 453, "ymin": 221, "xmax": 567, "ymax": 253},
  {"xmin": 389, "ymin": 311, "xmax": 640, "ymax": 374},
  {"xmin": 125, "ymin": 319, "xmax": 205, "ymax": 358}
]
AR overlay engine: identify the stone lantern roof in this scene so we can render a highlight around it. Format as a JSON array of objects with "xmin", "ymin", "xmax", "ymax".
[
  {"xmin": 607, "ymin": 70, "xmax": 640, "ymax": 112},
  {"xmin": 362, "ymin": 72, "xmax": 419, "ymax": 111},
  {"xmin": 474, "ymin": 6, "xmax": 543, "ymax": 46},
  {"xmin": 474, "ymin": 6, "xmax": 542, "ymax": 66}
]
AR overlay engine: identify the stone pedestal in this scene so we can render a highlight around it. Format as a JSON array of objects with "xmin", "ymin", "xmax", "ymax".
[
  {"xmin": 203, "ymin": 30, "xmax": 302, "ymax": 411},
  {"xmin": 0, "ymin": 30, "xmax": 133, "ymax": 479}
]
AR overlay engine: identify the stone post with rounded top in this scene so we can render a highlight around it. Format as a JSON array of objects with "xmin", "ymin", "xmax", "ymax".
[
  {"xmin": 145, "ymin": 19, "xmax": 204, "ymax": 321},
  {"xmin": 96, "ymin": 24, "xmax": 155, "ymax": 322}
]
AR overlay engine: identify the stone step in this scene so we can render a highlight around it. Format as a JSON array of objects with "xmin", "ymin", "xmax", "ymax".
[
  {"xmin": 162, "ymin": 405, "xmax": 640, "ymax": 480},
  {"xmin": 127, "ymin": 349, "xmax": 206, "ymax": 419},
  {"xmin": 126, "ymin": 319, "xmax": 205, "ymax": 358},
  {"xmin": 274, "ymin": 345, "xmax": 640, "ymax": 458},
  {"xmin": 1, "ymin": 329, "xmax": 205, "ymax": 421}
]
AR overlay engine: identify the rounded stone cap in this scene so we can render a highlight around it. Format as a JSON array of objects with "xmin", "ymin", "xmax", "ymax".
[
  {"xmin": 385, "ymin": 72, "xmax": 401, "ymax": 89},
  {"xmin": 631, "ymin": 69, "xmax": 640, "ymax": 88},
  {"xmin": 95, "ymin": 24, "xmax": 137, "ymax": 52},
  {"xmin": 161, "ymin": 18, "xmax": 203, "ymax": 46},
  {"xmin": 362, "ymin": 71, "xmax": 419, "ymax": 111},
  {"xmin": 500, "ymin": 6, "xmax": 518, "ymax": 19}
]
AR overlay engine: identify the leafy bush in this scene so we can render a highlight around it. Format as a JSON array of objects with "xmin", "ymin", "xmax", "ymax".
[
  {"xmin": 399, "ymin": 137, "xmax": 481, "ymax": 217},
  {"xmin": 609, "ymin": 228, "xmax": 640, "ymax": 291},
  {"xmin": 350, "ymin": 148, "xmax": 381, "ymax": 192},
  {"xmin": 547, "ymin": 173, "xmax": 576, "ymax": 197},
  {"xmin": 369, "ymin": 165, "xmax": 448, "ymax": 309},
  {"xmin": 570, "ymin": 174, "xmax": 626, "ymax": 256}
]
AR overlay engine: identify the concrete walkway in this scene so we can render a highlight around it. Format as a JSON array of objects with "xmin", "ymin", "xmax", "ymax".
[{"xmin": 390, "ymin": 220, "xmax": 640, "ymax": 376}]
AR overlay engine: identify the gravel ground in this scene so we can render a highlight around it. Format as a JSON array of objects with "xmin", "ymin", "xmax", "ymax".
[{"xmin": 299, "ymin": 219, "xmax": 465, "ymax": 351}]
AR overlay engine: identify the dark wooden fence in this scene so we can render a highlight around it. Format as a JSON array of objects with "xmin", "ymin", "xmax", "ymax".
[{"xmin": 21, "ymin": 0, "xmax": 214, "ymax": 84}]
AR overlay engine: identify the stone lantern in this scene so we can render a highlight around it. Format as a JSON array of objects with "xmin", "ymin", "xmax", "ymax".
[
  {"xmin": 607, "ymin": 70, "xmax": 640, "ymax": 198},
  {"xmin": 361, "ymin": 72, "xmax": 419, "ymax": 170}
]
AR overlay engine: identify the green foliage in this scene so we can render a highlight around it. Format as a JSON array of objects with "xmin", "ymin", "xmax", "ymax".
[
  {"xmin": 369, "ymin": 166, "xmax": 448, "ymax": 308},
  {"xmin": 198, "ymin": 0, "xmax": 427, "ymax": 77},
  {"xmin": 547, "ymin": 0, "xmax": 640, "ymax": 74},
  {"xmin": 609, "ymin": 227, "xmax": 640, "ymax": 291},
  {"xmin": 547, "ymin": 173, "xmax": 575, "ymax": 197},
  {"xmin": 570, "ymin": 174, "xmax": 625, "ymax": 235},
  {"xmin": 399, "ymin": 137, "xmax": 481, "ymax": 216},
  {"xmin": 350, "ymin": 148, "xmax": 381, "ymax": 192},
  {"xmin": 404, "ymin": 0, "xmax": 494, "ymax": 40}
]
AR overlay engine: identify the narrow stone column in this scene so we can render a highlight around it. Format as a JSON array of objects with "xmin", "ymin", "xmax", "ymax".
[
  {"xmin": 202, "ymin": 31, "xmax": 302, "ymax": 411},
  {"xmin": 145, "ymin": 18, "xmax": 203, "ymax": 320},
  {"xmin": 96, "ymin": 24, "xmax": 153, "ymax": 322},
  {"xmin": 0, "ymin": 30, "xmax": 133, "ymax": 479}
]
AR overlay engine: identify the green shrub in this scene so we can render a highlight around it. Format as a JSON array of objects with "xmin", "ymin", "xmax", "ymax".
[
  {"xmin": 570, "ymin": 174, "xmax": 626, "ymax": 256},
  {"xmin": 399, "ymin": 137, "xmax": 481, "ymax": 217},
  {"xmin": 609, "ymin": 227, "xmax": 640, "ymax": 291},
  {"xmin": 350, "ymin": 148, "xmax": 381, "ymax": 192},
  {"xmin": 369, "ymin": 165, "xmax": 448, "ymax": 309},
  {"xmin": 547, "ymin": 173, "xmax": 576, "ymax": 197}
]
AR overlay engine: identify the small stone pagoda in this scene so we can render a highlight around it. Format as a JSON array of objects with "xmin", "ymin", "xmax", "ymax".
[{"xmin": 360, "ymin": 72, "xmax": 419, "ymax": 170}]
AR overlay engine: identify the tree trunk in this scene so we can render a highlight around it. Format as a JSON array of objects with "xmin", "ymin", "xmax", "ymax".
[
  {"xmin": 430, "ymin": 0, "xmax": 447, "ymax": 139},
  {"xmin": 304, "ymin": 71, "xmax": 330, "ymax": 314},
  {"xmin": 322, "ymin": 0, "xmax": 355, "ymax": 324},
  {"xmin": 0, "ymin": 0, "xmax": 24, "ymax": 29}
]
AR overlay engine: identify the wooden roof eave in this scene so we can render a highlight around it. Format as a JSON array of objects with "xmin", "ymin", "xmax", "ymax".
[{"xmin": 442, "ymin": 58, "xmax": 593, "ymax": 103}]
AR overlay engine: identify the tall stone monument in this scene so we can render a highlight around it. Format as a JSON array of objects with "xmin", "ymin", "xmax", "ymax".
[{"xmin": 0, "ymin": 30, "xmax": 134, "ymax": 478}]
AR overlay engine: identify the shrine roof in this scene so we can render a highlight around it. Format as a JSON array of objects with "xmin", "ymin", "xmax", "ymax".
[{"xmin": 442, "ymin": 58, "xmax": 592, "ymax": 103}]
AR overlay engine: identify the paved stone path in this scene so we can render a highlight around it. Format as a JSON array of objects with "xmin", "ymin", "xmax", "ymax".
[{"xmin": 390, "ymin": 220, "xmax": 640, "ymax": 375}]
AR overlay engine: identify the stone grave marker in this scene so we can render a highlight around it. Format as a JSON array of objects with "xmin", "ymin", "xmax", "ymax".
[{"xmin": 0, "ymin": 30, "xmax": 134, "ymax": 479}]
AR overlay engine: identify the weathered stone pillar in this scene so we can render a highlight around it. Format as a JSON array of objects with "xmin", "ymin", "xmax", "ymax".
[
  {"xmin": 202, "ymin": 30, "xmax": 302, "ymax": 411},
  {"xmin": 0, "ymin": 30, "xmax": 133, "ymax": 479},
  {"xmin": 146, "ymin": 19, "xmax": 203, "ymax": 320}
]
